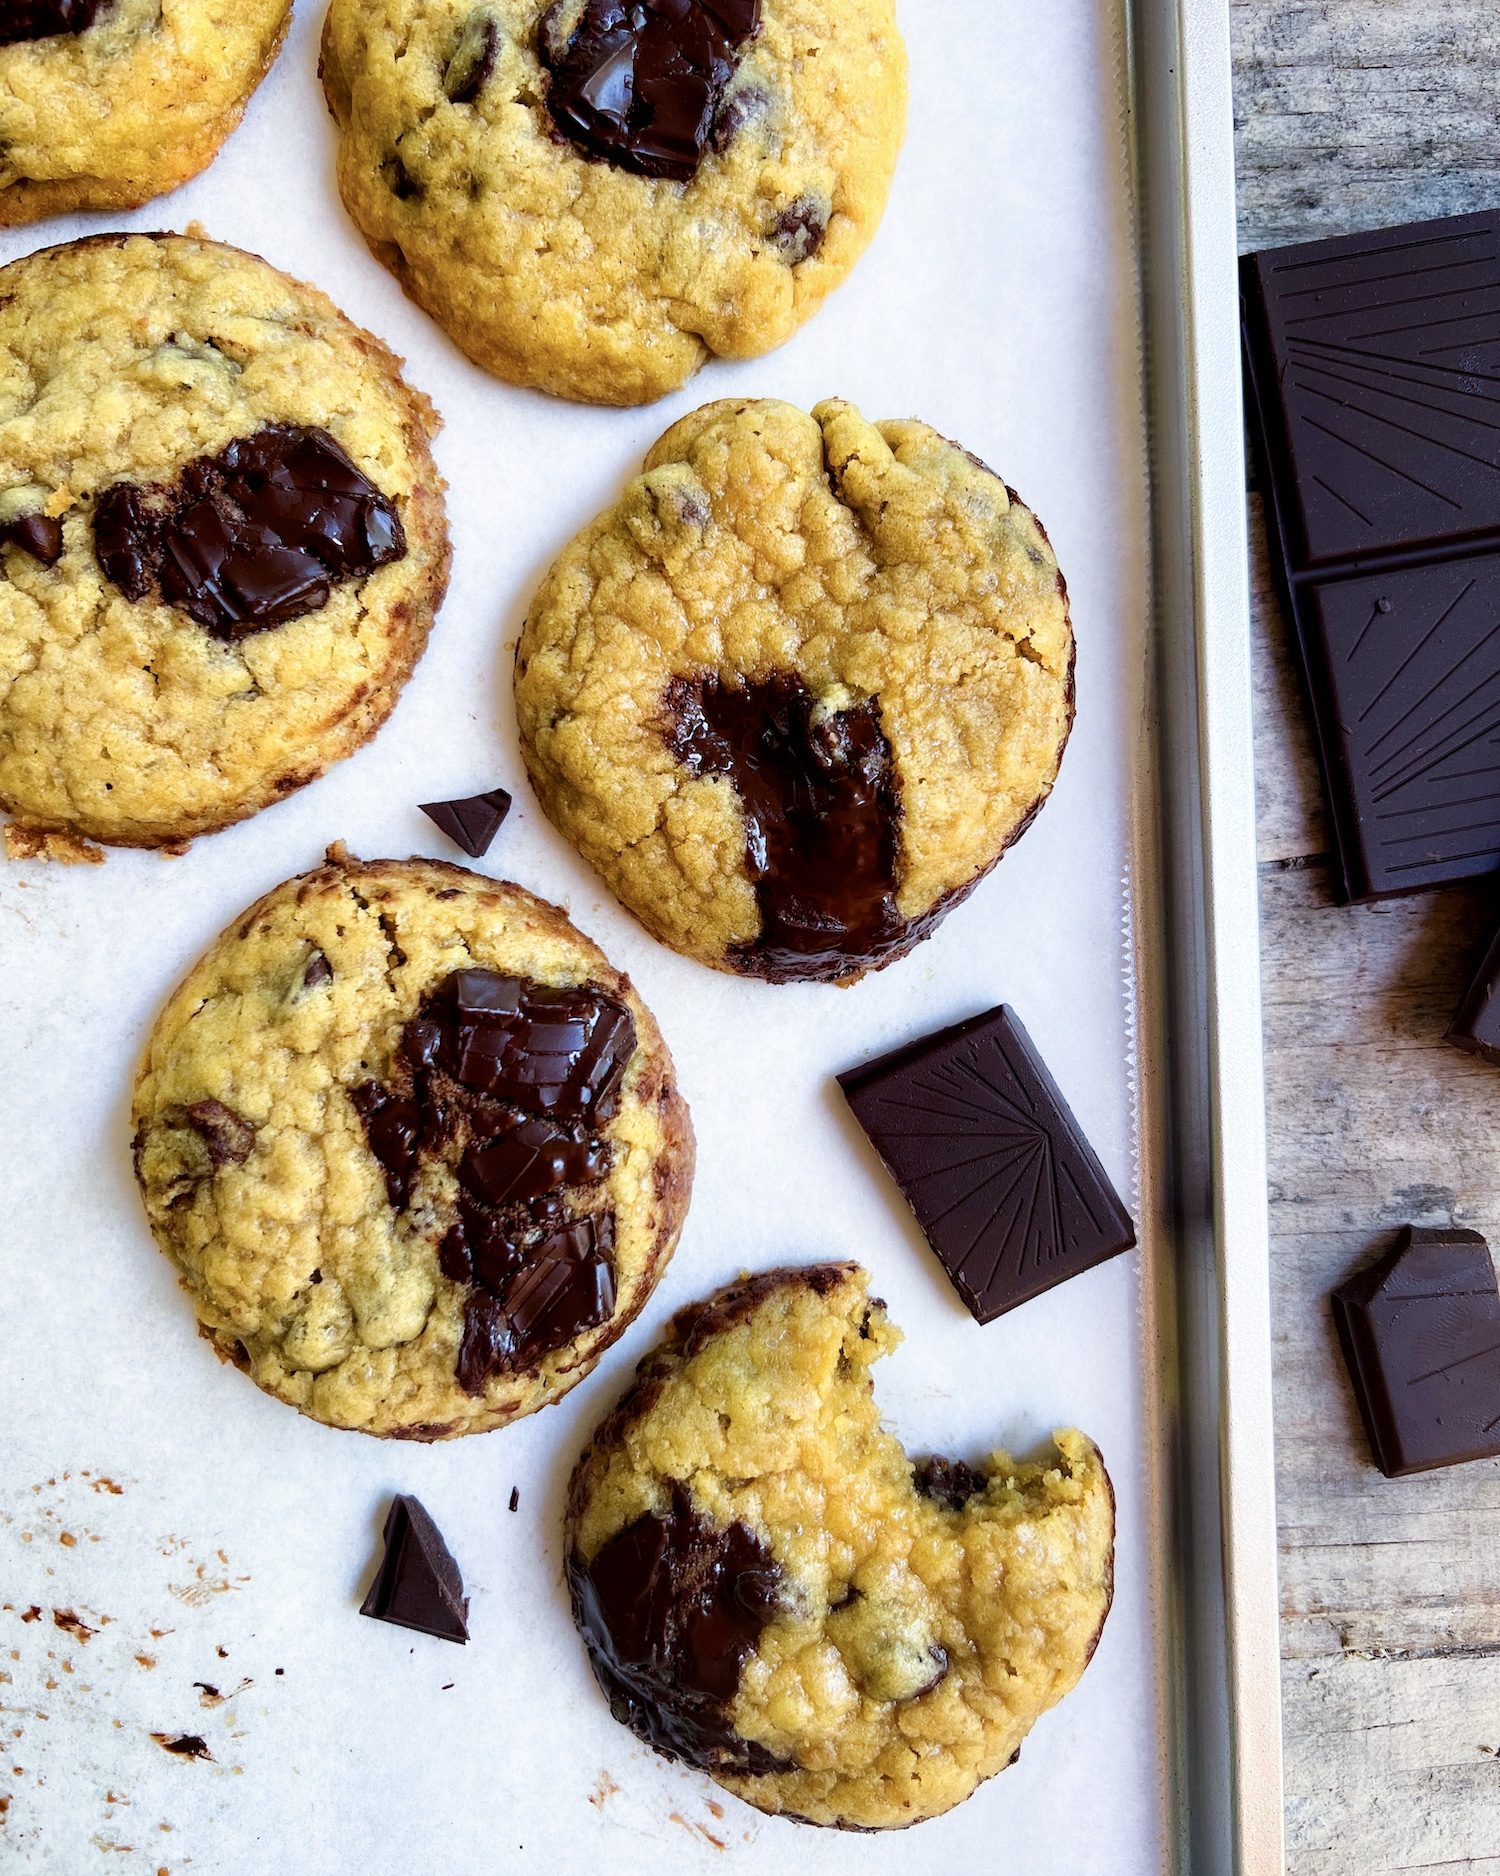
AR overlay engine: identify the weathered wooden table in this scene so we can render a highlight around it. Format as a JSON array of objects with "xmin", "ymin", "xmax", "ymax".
[{"xmin": 1233, "ymin": 4, "xmax": 1500, "ymax": 1868}]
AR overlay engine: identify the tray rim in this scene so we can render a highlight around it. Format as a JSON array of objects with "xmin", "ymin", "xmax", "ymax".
[{"xmin": 1125, "ymin": 0, "xmax": 1287, "ymax": 1870}]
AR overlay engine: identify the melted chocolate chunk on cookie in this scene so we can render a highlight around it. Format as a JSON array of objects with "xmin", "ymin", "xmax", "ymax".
[
  {"xmin": 92, "ymin": 425, "xmax": 405, "ymax": 640},
  {"xmin": 0, "ymin": 512, "xmax": 63, "ymax": 566},
  {"xmin": 350, "ymin": 968, "xmax": 635, "ymax": 1391},
  {"xmin": 541, "ymin": 0, "xmax": 761, "ymax": 184},
  {"xmin": 0, "ymin": 0, "xmax": 107, "ymax": 43},
  {"xmin": 568, "ymin": 1484, "xmax": 792, "ymax": 1776},
  {"xmin": 667, "ymin": 673, "xmax": 924, "ymax": 982}
]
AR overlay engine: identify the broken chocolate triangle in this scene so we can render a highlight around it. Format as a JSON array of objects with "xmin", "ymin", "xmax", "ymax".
[
  {"xmin": 838, "ymin": 1005, "xmax": 1135, "ymax": 1322},
  {"xmin": 359, "ymin": 1494, "xmax": 469, "ymax": 1643},
  {"xmin": 1332, "ymin": 1226, "xmax": 1500, "ymax": 1478},
  {"xmin": 419, "ymin": 787, "xmax": 512, "ymax": 859}
]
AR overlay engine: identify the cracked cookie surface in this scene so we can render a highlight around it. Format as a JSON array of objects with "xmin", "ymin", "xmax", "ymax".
[
  {"xmin": 515, "ymin": 397, "xmax": 1074, "ymax": 982},
  {"xmin": 0, "ymin": 234, "xmax": 450, "ymax": 857},
  {"xmin": 320, "ymin": 0, "xmax": 906, "ymax": 405},
  {"xmin": 566, "ymin": 1262, "xmax": 1114, "ymax": 1828},
  {"xmin": 0, "ymin": 0, "xmax": 291, "ymax": 223},
  {"xmin": 131, "ymin": 851, "xmax": 694, "ymax": 1438}
]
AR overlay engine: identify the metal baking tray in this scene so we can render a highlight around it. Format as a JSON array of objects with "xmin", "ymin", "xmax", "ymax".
[{"xmin": 1130, "ymin": 0, "xmax": 1285, "ymax": 1868}]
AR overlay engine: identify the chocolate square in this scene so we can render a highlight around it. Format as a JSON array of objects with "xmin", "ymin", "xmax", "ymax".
[
  {"xmin": 838, "ymin": 1006, "xmax": 1135, "ymax": 1323},
  {"xmin": 1332, "ymin": 1226, "xmax": 1500, "ymax": 1477},
  {"xmin": 1302, "ymin": 553, "xmax": 1500, "ymax": 897}
]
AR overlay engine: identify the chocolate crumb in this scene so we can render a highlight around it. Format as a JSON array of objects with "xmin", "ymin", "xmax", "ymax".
[
  {"xmin": 508, "ymin": 1486, "xmax": 519, "ymax": 1513},
  {"xmin": 149, "ymin": 1733, "xmax": 213, "ymax": 1761}
]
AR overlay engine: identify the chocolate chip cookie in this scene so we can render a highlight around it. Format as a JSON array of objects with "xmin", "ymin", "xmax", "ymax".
[
  {"xmin": 131, "ymin": 850, "xmax": 694, "ymax": 1438},
  {"xmin": 0, "ymin": 0, "xmax": 290, "ymax": 223},
  {"xmin": 566, "ymin": 1263, "xmax": 1114, "ymax": 1828},
  {"xmin": 320, "ymin": 0, "xmax": 907, "ymax": 405},
  {"xmin": 0, "ymin": 234, "xmax": 450, "ymax": 861},
  {"xmin": 515, "ymin": 398, "xmax": 1075, "ymax": 982}
]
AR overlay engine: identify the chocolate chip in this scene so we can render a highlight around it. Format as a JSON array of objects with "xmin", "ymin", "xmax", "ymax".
[
  {"xmin": 912, "ymin": 1456, "xmax": 987, "ymax": 1512},
  {"xmin": 302, "ymin": 949, "xmax": 333, "ymax": 990},
  {"xmin": 567, "ymin": 1483, "xmax": 793, "ymax": 1776},
  {"xmin": 419, "ymin": 786, "xmax": 512, "ymax": 858},
  {"xmin": 359, "ymin": 1494, "xmax": 469, "ymax": 1643},
  {"xmin": 444, "ymin": 8, "xmax": 499, "ymax": 102},
  {"xmin": 767, "ymin": 195, "xmax": 825, "ymax": 263},
  {"xmin": 0, "ymin": 512, "xmax": 62, "ymax": 566},
  {"xmin": 92, "ymin": 425, "xmax": 405, "ymax": 640},
  {"xmin": 0, "ymin": 0, "xmax": 106, "ymax": 44},
  {"xmin": 540, "ymin": 0, "xmax": 761, "ymax": 183},
  {"xmin": 180, "ymin": 1099, "xmax": 256, "ymax": 1168},
  {"xmin": 386, "ymin": 153, "xmax": 422, "ymax": 199},
  {"xmin": 349, "ymin": 970, "xmax": 636, "ymax": 1389},
  {"xmin": 666, "ymin": 673, "xmax": 915, "ymax": 982},
  {"xmin": 709, "ymin": 80, "xmax": 769, "ymax": 152}
]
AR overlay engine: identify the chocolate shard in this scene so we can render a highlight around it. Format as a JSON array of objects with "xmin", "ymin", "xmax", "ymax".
[
  {"xmin": 419, "ymin": 786, "xmax": 512, "ymax": 858},
  {"xmin": 92, "ymin": 424, "xmax": 405, "ymax": 640},
  {"xmin": 0, "ymin": 0, "xmax": 106, "ymax": 42},
  {"xmin": 1332, "ymin": 1226, "xmax": 1500, "ymax": 1477},
  {"xmin": 1241, "ymin": 212, "xmax": 1500, "ymax": 900},
  {"xmin": 540, "ymin": 0, "xmax": 760, "ymax": 184},
  {"xmin": 1447, "ymin": 922, "xmax": 1500, "ymax": 1064},
  {"xmin": 359, "ymin": 1494, "xmax": 469, "ymax": 1643},
  {"xmin": 567, "ymin": 1482, "xmax": 792, "ymax": 1777},
  {"xmin": 838, "ymin": 1005, "xmax": 1135, "ymax": 1323}
]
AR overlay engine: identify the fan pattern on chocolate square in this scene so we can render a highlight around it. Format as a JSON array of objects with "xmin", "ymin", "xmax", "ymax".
[
  {"xmin": 1309, "ymin": 553, "xmax": 1500, "ymax": 893},
  {"xmin": 1252, "ymin": 213, "xmax": 1500, "ymax": 565},
  {"xmin": 840, "ymin": 1008, "xmax": 1134, "ymax": 1323}
]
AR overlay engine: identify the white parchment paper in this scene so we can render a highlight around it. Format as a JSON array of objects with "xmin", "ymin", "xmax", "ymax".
[{"xmin": 0, "ymin": 2, "xmax": 1164, "ymax": 1869}]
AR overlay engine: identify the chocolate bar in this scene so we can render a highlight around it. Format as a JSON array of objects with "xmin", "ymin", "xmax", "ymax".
[{"xmin": 1241, "ymin": 211, "xmax": 1500, "ymax": 900}]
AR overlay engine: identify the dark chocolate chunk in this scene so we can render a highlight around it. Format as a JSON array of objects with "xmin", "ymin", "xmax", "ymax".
[
  {"xmin": 444, "ymin": 7, "xmax": 498, "ymax": 101},
  {"xmin": 92, "ymin": 425, "xmax": 405, "ymax": 640},
  {"xmin": 838, "ymin": 1005, "xmax": 1135, "ymax": 1323},
  {"xmin": 1241, "ymin": 212, "xmax": 1500, "ymax": 900},
  {"xmin": 1331, "ymin": 1226, "xmax": 1500, "ymax": 1477},
  {"xmin": 0, "ymin": 0, "xmax": 106, "ymax": 42},
  {"xmin": 912, "ymin": 1455, "xmax": 987, "ymax": 1512},
  {"xmin": 179, "ymin": 1098, "xmax": 257, "ymax": 1168},
  {"xmin": 1447, "ymin": 919, "xmax": 1500, "ymax": 1064},
  {"xmin": 541, "ymin": 0, "xmax": 760, "ymax": 184},
  {"xmin": 0, "ymin": 511, "xmax": 63, "ymax": 566},
  {"xmin": 348, "ymin": 969, "xmax": 635, "ymax": 1390},
  {"xmin": 567, "ymin": 1483, "xmax": 792, "ymax": 1776},
  {"xmin": 359, "ymin": 1494, "xmax": 469, "ymax": 1643},
  {"xmin": 456, "ymin": 1214, "xmax": 615, "ymax": 1392},
  {"xmin": 419, "ymin": 786, "xmax": 512, "ymax": 858},
  {"xmin": 667, "ymin": 672, "xmax": 926, "ymax": 982}
]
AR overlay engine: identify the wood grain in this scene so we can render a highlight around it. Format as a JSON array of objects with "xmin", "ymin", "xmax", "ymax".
[{"xmin": 1233, "ymin": 6, "xmax": 1500, "ymax": 1868}]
